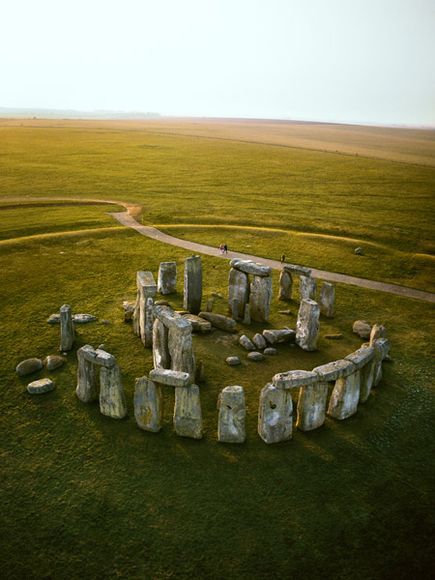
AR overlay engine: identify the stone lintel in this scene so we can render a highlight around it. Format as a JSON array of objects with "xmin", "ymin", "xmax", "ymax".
[
  {"xmin": 80, "ymin": 345, "xmax": 116, "ymax": 368},
  {"xmin": 313, "ymin": 359, "xmax": 355, "ymax": 382},
  {"xmin": 149, "ymin": 368, "xmax": 191, "ymax": 387},
  {"xmin": 273, "ymin": 369, "xmax": 318, "ymax": 389},
  {"xmin": 230, "ymin": 258, "xmax": 271, "ymax": 277},
  {"xmin": 282, "ymin": 264, "xmax": 312, "ymax": 277},
  {"xmin": 345, "ymin": 346, "xmax": 374, "ymax": 370},
  {"xmin": 153, "ymin": 304, "xmax": 191, "ymax": 332}
]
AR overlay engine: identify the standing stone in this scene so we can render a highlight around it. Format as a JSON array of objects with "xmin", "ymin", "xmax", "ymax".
[
  {"xmin": 99, "ymin": 364, "xmax": 127, "ymax": 419},
  {"xmin": 295, "ymin": 299, "xmax": 320, "ymax": 351},
  {"xmin": 327, "ymin": 363, "xmax": 360, "ymax": 420},
  {"xmin": 230, "ymin": 298, "xmax": 240, "ymax": 321},
  {"xmin": 144, "ymin": 297, "xmax": 154, "ymax": 348},
  {"xmin": 319, "ymin": 282, "xmax": 335, "ymax": 318},
  {"xmin": 168, "ymin": 322, "xmax": 196, "ymax": 382},
  {"xmin": 369, "ymin": 324, "xmax": 387, "ymax": 345},
  {"xmin": 372, "ymin": 337, "xmax": 390, "ymax": 386},
  {"xmin": 60, "ymin": 304, "xmax": 75, "ymax": 352},
  {"xmin": 134, "ymin": 377, "xmax": 163, "ymax": 432},
  {"xmin": 133, "ymin": 271, "xmax": 157, "ymax": 342},
  {"xmin": 173, "ymin": 384, "xmax": 203, "ymax": 439},
  {"xmin": 183, "ymin": 255, "xmax": 202, "ymax": 314},
  {"xmin": 249, "ymin": 275, "xmax": 272, "ymax": 323},
  {"xmin": 217, "ymin": 386, "xmax": 246, "ymax": 443},
  {"xmin": 258, "ymin": 384, "xmax": 293, "ymax": 444},
  {"xmin": 299, "ymin": 276, "xmax": 316, "ymax": 301},
  {"xmin": 157, "ymin": 261, "xmax": 177, "ymax": 295},
  {"xmin": 243, "ymin": 303, "xmax": 251, "ymax": 325},
  {"xmin": 228, "ymin": 268, "xmax": 250, "ymax": 319},
  {"xmin": 76, "ymin": 345, "xmax": 98, "ymax": 402},
  {"xmin": 297, "ymin": 381, "xmax": 329, "ymax": 431},
  {"xmin": 346, "ymin": 346, "xmax": 375, "ymax": 403},
  {"xmin": 152, "ymin": 318, "xmax": 171, "ymax": 369},
  {"xmin": 278, "ymin": 270, "xmax": 293, "ymax": 301}
]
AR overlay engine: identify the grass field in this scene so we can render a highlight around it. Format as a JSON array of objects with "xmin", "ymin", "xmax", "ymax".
[{"xmin": 0, "ymin": 119, "xmax": 434, "ymax": 579}]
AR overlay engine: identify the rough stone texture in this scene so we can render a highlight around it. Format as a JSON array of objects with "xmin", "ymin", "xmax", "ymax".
[
  {"xmin": 263, "ymin": 328, "xmax": 295, "ymax": 345},
  {"xmin": 60, "ymin": 304, "xmax": 75, "ymax": 352},
  {"xmin": 181, "ymin": 313, "xmax": 212, "ymax": 333},
  {"xmin": 144, "ymin": 297, "xmax": 154, "ymax": 348},
  {"xmin": 230, "ymin": 258, "xmax": 271, "ymax": 277},
  {"xmin": 133, "ymin": 271, "xmax": 157, "ymax": 341},
  {"xmin": 319, "ymin": 282, "xmax": 335, "ymax": 318},
  {"xmin": 239, "ymin": 335, "xmax": 255, "ymax": 351},
  {"xmin": 153, "ymin": 304, "xmax": 183, "ymax": 329},
  {"xmin": 217, "ymin": 386, "xmax": 246, "ymax": 443},
  {"xmin": 242, "ymin": 304, "xmax": 251, "ymax": 325},
  {"xmin": 278, "ymin": 270, "xmax": 292, "ymax": 301},
  {"xmin": 369, "ymin": 324, "xmax": 387, "ymax": 345},
  {"xmin": 183, "ymin": 255, "xmax": 202, "ymax": 314},
  {"xmin": 296, "ymin": 381, "xmax": 329, "ymax": 431},
  {"xmin": 27, "ymin": 378, "xmax": 55, "ymax": 394},
  {"xmin": 226, "ymin": 356, "xmax": 241, "ymax": 366},
  {"xmin": 134, "ymin": 377, "xmax": 163, "ymax": 432},
  {"xmin": 173, "ymin": 384, "xmax": 203, "ymax": 439},
  {"xmin": 73, "ymin": 314, "xmax": 97, "ymax": 324},
  {"xmin": 199, "ymin": 312, "xmax": 237, "ymax": 332},
  {"xmin": 299, "ymin": 276, "xmax": 317, "ymax": 301},
  {"xmin": 249, "ymin": 275, "xmax": 272, "ymax": 323},
  {"xmin": 152, "ymin": 318, "xmax": 170, "ymax": 369},
  {"xmin": 345, "ymin": 346, "xmax": 374, "ymax": 370},
  {"xmin": 353, "ymin": 320, "xmax": 372, "ymax": 339},
  {"xmin": 247, "ymin": 351, "xmax": 264, "ymax": 362},
  {"xmin": 47, "ymin": 313, "xmax": 60, "ymax": 324},
  {"xmin": 168, "ymin": 325, "xmax": 196, "ymax": 382},
  {"xmin": 99, "ymin": 364, "xmax": 127, "ymax": 419},
  {"xmin": 258, "ymin": 384, "xmax": 293, "ymax": 444},
  {"xmin": 149, "ymin": 368, "xmax": 191, "ymax": 387},
  {"xmin": 16, "ymin": 358, "xmax": 43, "ymax": 377},
  {"xmin": 253, "ymin": 333, "xmax": 267, "ymax": 350},
  {"xmin": 359, "ymin": 354, "xmax": 376, "ymax": 403},
  {"xmin": 283, "ymin": 264, "xmax": 311, "ymax": 277},
  {"xmin": 44, "ymin": 355, "xmax": 66, "ymax": 371},
  {"xmin": 82, "ymin": 347, "xmax": 116, "ymax": 368},
  {"xmin": 372, "ymin": 338, "xmax": 391, "ymax": 386},
  {"xmin": 273, "ymin": 369, "xmax": 318, "ymax": 389},
  {"xmin": 295, "ymin": 299, "xmax": 320, "ymax": 351},
  {"xmin": 228, "ymin": 268, "xmax": 250, "ymax": 320},
  {"xmin": 313, "ymin": 359, "xmax": 355, "ymax": 382},
  {"xmin": 158, "ymin": 261, "xmax": 177, "ymax": 295},
  {"xmin": 327, "ymin": 370, "xmax": 361, "ymax": 420},
  {"xmin": 123, "ymin": 301, "xmax": 135, "ymax": 322},
  {"xmin": 354, "ymin": 247, "xmax": 364, "ymax": 255},
  {"xmin": 263, "ymin": 347, "xmax": 277, "ymax": 356},
  {"xmin": 76, "ymin": 345, "xmax": 98, "ymax": 402}
]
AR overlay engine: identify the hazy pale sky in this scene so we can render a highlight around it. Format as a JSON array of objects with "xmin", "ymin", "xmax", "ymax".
[{"xmin": 1, "ymin": 0, "xmax": 434, "ymax": 125}]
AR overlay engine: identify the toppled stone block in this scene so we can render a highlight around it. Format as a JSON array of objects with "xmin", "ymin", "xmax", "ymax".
[
  {"xmin": 16, "ymin": 358, "xmax": 43, "ymax": 377},
  {"xmin": 253, "ymin": 333, "xmax": 267, "ymax": 350},
  {"xmin": 230, "ymin": 259, "xmax": 271, "ymax": 277},
  {"xmin": 226, "ymin": 356, "xmax": 241, "ymax": 366},
  {"xmin": 134, "ymin": 377, "xmax": 163, "ymax": 432},
  {"xmin": 199, "ymin": 312, "xmax": 237, "ymax": 332},
  {"xmin": 353, "ymin": 320, "xmax": 371, "ymax": 339},
  {"xmin": 263, "ymin": 328, "xmax": 295, "ymax": 345},
  {"xmin": 218, "ymin": 386, "xmax": 246, "ymax": 443},
  {"xmin": 182, "ymin": 313, "xmax": 212, "ymax": 333},
  {"xmin": 263, "ymin": 347, "xmax": 277, "ymax": 356},
  {"xmin": 27, "ymin": 378, "xmax": 55, "ymax": 395},
  {"xmin": 273, "ymin": 369, "xmax": 318, "ymax": 389},
  {"xmin": 44, "ymin": 355, "xmax": 66, "ymax": 371},
  {"xmin": 247, "ymin": 351, "xmax": 264, "ymax": 362},
  {"xmin": 149, "ymin": 368, "xmax": 191, "ymax": 387},
  {"xmin": 258, "ymin": 384, "xmax": 293, "ymax": 444},
  {"xmin": 239, "ymin": 335, "xmax": 255, "ymax": 351},
  {"xmin": 73, "ymin": 314, "xmax": 97, "ymax": 324}
]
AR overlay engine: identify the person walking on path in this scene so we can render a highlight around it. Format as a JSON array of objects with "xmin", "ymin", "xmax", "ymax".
[
  {"xmin": 280, "ymin": 254, "xmax": 286, "ymax": 264},
  {"xmin": 223, "ymin": 244, "xmax": 228, "ymax": 255}
]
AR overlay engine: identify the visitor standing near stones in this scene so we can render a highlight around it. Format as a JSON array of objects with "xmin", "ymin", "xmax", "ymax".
[
  {"xmin": 280, "ymin": 254, "xmax": 286, "ymax": 264},
  {"xmin": 223, "ymin": 244, "xmax": 228, "ymax": 254}
]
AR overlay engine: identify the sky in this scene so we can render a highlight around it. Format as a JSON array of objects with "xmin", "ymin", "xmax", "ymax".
[{"xmin": 1, "ymin": 0, "xmax": 435, "ymax": 125}]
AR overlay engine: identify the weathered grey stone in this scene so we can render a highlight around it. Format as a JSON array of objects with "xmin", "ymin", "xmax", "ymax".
[
  {"xmin": 359, "ymin": 347, "xmax": 376, "ymax": 403},
  {"xmin": 372, "ymin": 338, "xmax": 391, "ymax": 386},
  {"xmin": 296, "ymin": 381, "xmax": 329, "ymax": 431},
  {"xmin": 82, "ymin": 347, "xmax": 116, "ymax": 368},
  {"xmin": 47, "ymin": 313, "xmax": 60, "ymax": 324},
  {"xmin": 354, "ymin": 247, "xmax": 364, "ymax": 255},
  {"xmin": 226, "ymin": 356, "xmax": 241, "ymax": 366},
  {"xmin": 230, "ymin": 258, "xmax": 271, "ymax": 277},
  {"xmin": 153, "ymin": 304, "xmax": 185, "ymax": 330},
  {"xmin": 16, "ymin": 358, "xmax": 43, "ymax": 377},
  {"xmin": 168, "ymin": 326, "xmax": 196, "ymax": 382},
  {"xmin": 313, "ymin": 359, "xmax": 355, "ymax": 382},
  {"xmin": 295, "ymin": 299, "xmax": 320, "ymax": 351},
  {"xmin": 258, "ymin": 384, "xmax": 293, "ymax": 444},
  {"xmin": 183, "ymin": 255, "xmax": 202, "ymax": 314},
  {"xmin": 319, "ymin": 282, "xmax": 335, "ymax": 318},
  {"xmin": 76, "ymin": 345, "xmax": 98, "ymax": 402},
  {"xmin": 199, "ymin": 312, "xmax": 237, "ymax": 332},
  {"xmin": 253, "ymin": 333, "xmax": 267, "ymax": 350},
  {"xmin": 60, "ymin": 304, "xmax": 75, "ymax": 352},
  {"xmin": 239, "ymin": 335, "xmax": 255, "ymax": 351},
  {"xmin": 273, "ymin": 369, "xmax": 318, "ymax": 389},
  {"xmin": 181, "ymin": 313, "xmax": 212, "ymax": 333},
  {"xmin": 44, "ymin": 355, "xmax": 66, "ymax": 371},
  {"xmin": 27, "ymin": 378, "xmax": 55, "ymax": 394},
  {"xmin": 158, "ymin": 261, "xmax": 177, "ymax": 295},
  {"xmin": 345, "ymin": 346, "xmax": 374, "ymax": 370},
  {"xmin": 242, "ymin": 303, "xmax": 251, "ymax": 325},
  {"xmin": 249, "ymin": 275, "xmax": 272, "ymax": 323},
  {"xmin": 299, "ymin": 276, "xmax": 316, "ymax": 301},
  {"xmin": 283, "ymin": 264, "xmax": 311, "ymax": 277},
  {"xmin": 353, "ymin": 320, "xmax": 372, "ymax": 339},
  {"xmin": 327, "ymin": 370, "xmax": 360, "ymax": 420},
  {"xmin": 173, "ymin": 384, "xmax": 203, "ymax": 439},
  {"xmin": 144, "ymin": 296, "xmax": 154, "ymax": 348},
  {"xmin": 263, "ymin": 328, "xmax": 295, "ymax": 345},
  {"xmin": 99, "ymin": 364, "xmax": 127, "ymax": 419},
  {"xmin": 228, "ymin": 268, "xmax": 249, "ymax": 319},
  {"xmin": 73, "ymin": 314, "xmax": 97, "ymax": 324},
  {"xmin": 123, "ymin": 301, "xmax": 135, "ymax": 322},
  {"xmin": 369, "ymin": 324, "xmax": 387, "ymax": 345},
  {"xmin": 134, "ymin": 377, "xmax": 163, "ymax": 432},
  {"xmin": 133, "ymin": 271, "xmax": 157, "ymax": 340},
  {"xmin": 278, "ymin": 269, "xmax": 293, "ymax": 301},
  {"xmin": 247, "ymin": 351, "xmax": 264, "ymax": 362},
  {"xmin": 230, "ymin": 298, "xmax": 240, "ymax": 321},
  {"xmin": 149, "ymin": 368, "xmax": 191, "ymax": 387},
  {"xmin": 218, "ymin": 386, "xmax": 246, "ymax": 443},
  {"xmin": 152, "ymin": 318, "xmax": 170, "ymax": 369},
  {"xmin": 263, "ymin": 347, "xmax": 277, "ymax": 356}
]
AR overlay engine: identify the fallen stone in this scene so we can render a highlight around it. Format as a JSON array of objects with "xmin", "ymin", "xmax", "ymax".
[
  {"xmin": 230, "ymin": 259, "xmax": 272, "ymax": 277},
  {"xmin": 253, "ymin": 333, "xmax": 267, "ymax": 350},
  {"xmin": 217, "ymin": 385, "xmax": 246, "ymax": 443},
  {"xmin": 181, "ymin": 313, "xmax": 212, "ymax": 333},
  {"xmin": 27, "ymin": 378, "xmax": 55, "ymax": 394},
  {"xmin": 226, "ymin": 356, "xmax": 241, "ymax": 366},
  {"xmin": 239, "ymin": 335, "xmax": 255, "ymax": 351},
  {"xmin": 16, "ymin": 358, "xmax": 43, "ymax": 377},
  {"xmin": 258, "ymin": 384, "xmax": 293, "ymax": 444},
  {"xmin": 47, "ymin": 313, "xmax": 60, "ymax": 324},
  {"xmin": 263, "ymin": 347, "xmax": 277, "ymax": 356},
  {"xmin": 247, "ymin": 351, "xmax": 264, "ymax": 362},
  {"xmin": 353, "ymin": 320, "xmax": 372, "ymax": 339},
  {"xmin": 263, "ymin": 328, "xmax": 295, "ymax": 345},
  {"xmin": 149, "ymin": 368, "xmax": 191, "ymax": 387},
  {"xmin": 44, "ymin": 355, "xmax": 66, "ymax": 371},
  {"xmin": 199, "ymin": 312, "xmax": 237, "ymax": 332},
  {"xmin": 354, "ymin": 247, "xmax": 364, "ymax": 255},
  {"xmin": 73, "ymin": 314, "xmax": 97, "ymax": 324},
  {"xmin": 273, "ymin": 369, "xmax": 318, "ymax": 389}
]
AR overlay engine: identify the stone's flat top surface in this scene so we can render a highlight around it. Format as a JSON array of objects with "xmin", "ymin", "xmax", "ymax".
[
  {"xmin": 222, "ymin": 385, "xmax": 244, "ymax": 395},
  {"xmin": 313, "ymin": 359, "xmax": 355, "ymax": 381},
  {"xmin": 230, "ymin": 258, "xmax": 272, "ymax": 277},
  {"xmin": 181, "ymin": 313, "xmax": 212, "ymax": 332},
  {"xmin": 282, "ymin": 263, "xmax": 311, "ymax": 276},
  {"xmin": 60, "ymin": 304, "xmax": 71, "ymax": 312},
  {"xmin": 27, "ymin": 378, "xmax": 55, "ymax": 394},
  {"xmin": 273, "ymin": 369, "xmax": 318, "ymax": 388},
  {"xmin": 137, "ymin": 270, "xmax": 157, "ymax": 289},
  {"xmin": 154, "ymin": 304, "xmax": 191, "ymax": 330},
  {"xmin": 198, "ymin": 311, "xmax": 237, "ymax": 330},
  {"xmin": 79, "ymin": 345, "xmax": 116, "ymax": 367},
  {"xmin": 159, "ymin": 261, "xmax": 176, "ymax": 267},
  {"xmin": 149, "ymin": 368, "xmax": 191, "ymax": 387},
  {"xmin": 373, "ymin": 337, "xmax": 391, "ymax": 358},
  {"xmin": 226, "ymin": 356, "xmax": 241, "ymax": 366},
  {"xmin": 346, "ymin": 346, "xmax": 374, "ymax": 369},
  {"xmin": 299, "ymin": 298, "xmax": 318, "ymax": 307}
]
